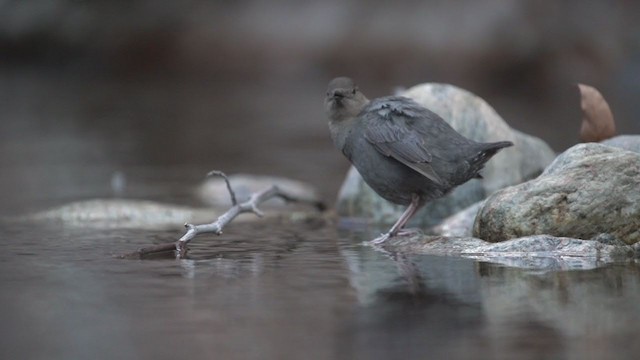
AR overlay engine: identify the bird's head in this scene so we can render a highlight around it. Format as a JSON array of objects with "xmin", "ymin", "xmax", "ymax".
[{"xmin": 324, "ymin": 77, "xmax": 369, "ymax": 121}]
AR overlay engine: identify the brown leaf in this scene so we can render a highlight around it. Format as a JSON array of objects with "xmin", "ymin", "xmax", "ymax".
[{"xmin": 578, "ymin": 83, "xmax": 616, "ymax": 142}]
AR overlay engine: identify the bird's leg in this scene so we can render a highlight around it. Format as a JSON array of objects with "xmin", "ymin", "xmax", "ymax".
[
  {"xmin": 370, "ymin": 194, "xmax": 423, "ymax": 244},
  {"xmin": 387, "ymin": 195, "xmax": 422, "ymax": 236}
]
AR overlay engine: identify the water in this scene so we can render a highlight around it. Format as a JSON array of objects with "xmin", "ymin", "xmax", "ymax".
[
  {"xmin": 1, "ymin": 210, "xmax": 639, "ymax": 359},
  {"xmin": 1, "ymin": 71, "xmax": 639, "ymax": 359}
]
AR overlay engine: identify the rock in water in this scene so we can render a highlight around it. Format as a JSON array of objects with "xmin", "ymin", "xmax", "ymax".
[
  {"xmin": 474, "ymin": 143, "xmax": 640, "ymax": 244},
  {"xmin": 22, "ymin": 199, "xmax": 209, "ymax": 229},
  {"xmin": 336, "ymin": 83, "xmax": 556, "ymax": 227},
  {"xmin": 431, "ymin": 201, "xmax": 484, "ymax": 237},
  {"xmin": 197, "ymin": 174, "xmax": 319, "ymax": 207}
]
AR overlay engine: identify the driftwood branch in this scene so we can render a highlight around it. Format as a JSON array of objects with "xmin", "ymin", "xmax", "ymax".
[
  {"xmin": 120, "ymin": 171, "xmax": 324, "ymax": 259},
  {"xmin": 207, "ymin": 170, "xmax": 237, "ymax": 206}
]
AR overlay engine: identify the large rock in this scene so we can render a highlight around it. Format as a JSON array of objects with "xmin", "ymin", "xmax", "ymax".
[
  {"xmin": 336, "ymin": 83, "xmax": 556, "ymax": 227},
  {"xmin": 474, "ymin": 143, "xmax": 640, "ymax": 244}
]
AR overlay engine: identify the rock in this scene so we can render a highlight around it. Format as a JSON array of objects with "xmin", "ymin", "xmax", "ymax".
[
  {"xmin": 601, "ymin": 135, "xmax": 640, "ymax": 153},
  {"xmin": 15, "ymin": 175, "xmax": 322, "ymax": 229},
  {"xmin": 16, "ymin": 198, "xmax": 307, "ymax": 230},
  {"xmin": 474, "ymin": 143, "xmax": 640, "ymax": 244},
  {"xmin": 384, "ymin": 234, "xmax": 488, "ymax": 255},
  {"xmin": 430, "ymin": 201, "xmax": 484, "ymax": 237},
  {"xmin": 336, "ymin": 83, "xmax": 556, "ymax": 227},
  {"xmin": 383, "ymin": 234, "xmax": 635, "ymax": 270},
  {"xmin": 197, "ymin": 173, "xmax": 320, "ymax": 208},
  {"xmin": 19, "ymin": 199, "xmax": 227, "ymax": 229},
  {"xmin": 20, "ymin": 199, "xmax": 213, "ymax": 229}
]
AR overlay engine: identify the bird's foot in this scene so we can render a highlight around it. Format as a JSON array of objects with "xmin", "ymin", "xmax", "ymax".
[
  {"xmin": 367, "ymin": 228, "xmax": 424, "ymax": 246},
  {"xmin": 369, "ymin": 232, "xmax": 391, "ymax": 245},
  {"xmin": 396, "ymin": 228, "xmax": 423, "ymax": 238}
]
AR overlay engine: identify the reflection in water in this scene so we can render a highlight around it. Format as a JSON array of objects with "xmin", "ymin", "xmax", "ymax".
[
  {"xmin": 340, "ymin": 228, "xmax": 640, "ymax": 359},
  {"xmin": 1, "ymin": 207, "xmax": 640, "ymax": 359},
  {"xmin": 477, "ymin": 263, "xmax": 640, "ymax": 359}
]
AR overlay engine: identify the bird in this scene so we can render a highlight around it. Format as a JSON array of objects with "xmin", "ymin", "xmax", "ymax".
[{"xmin": 324, "ymin": 77, "xmax": 513, "ymax": 244}]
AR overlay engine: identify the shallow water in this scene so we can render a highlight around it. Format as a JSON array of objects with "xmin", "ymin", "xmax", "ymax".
[
  {"xmin": 1, "ymin": 72, "xmax": 639, "ymax": 359},
  {"xmin": 2, "ymin": 208, "xmax": 640, "ymax": 360}
]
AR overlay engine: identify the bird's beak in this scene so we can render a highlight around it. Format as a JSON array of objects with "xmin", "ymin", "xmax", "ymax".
[
  {"xmin": 332, "ymin": 90, "xmax": 345, "ymax": 99},
  {"xmin": 326, "ymin": 92, "xmax": 339, "ymax": 106},
  {"xmin": 330, "ymin": 90, "xmax": 349, "ymax": 106}
]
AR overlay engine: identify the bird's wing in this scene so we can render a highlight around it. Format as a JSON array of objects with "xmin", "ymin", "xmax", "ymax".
[{"xmin": 363, "ymin": 97, "xmax": 443, "ymax": 185}]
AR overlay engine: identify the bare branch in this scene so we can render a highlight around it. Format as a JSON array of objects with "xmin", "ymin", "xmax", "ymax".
[
  {"xmin": 206, "ymin": 170, "xmax": 237, "ymax": 206},
  {"xmin": 119, "ymin": 175, "xmax": 325, "ymax": 259},
  {"xmin": 119, "ymin": 243, "xmax": 178, "ymax": 259}
]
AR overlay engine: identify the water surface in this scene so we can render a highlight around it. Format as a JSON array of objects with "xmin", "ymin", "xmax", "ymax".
[
  {"xmin": 1, "ymin": 207, "xmax": 639, "ymax": 359},
  {"xmin": 1, "ymin": 72, "xmax": 639, "ymax": 360}
]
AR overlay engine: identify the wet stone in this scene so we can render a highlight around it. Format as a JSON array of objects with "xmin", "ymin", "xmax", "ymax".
[
  {"xmin": 474, "ymin": 143, "xmax": 640, "ymax": 244},
  {"xmin": 383, "ymin": 233, "xmax": 636, "ymax": 270}
]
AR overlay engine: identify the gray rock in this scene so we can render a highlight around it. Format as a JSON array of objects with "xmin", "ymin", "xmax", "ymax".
[
  {"xmin": 16, "ymin": 198, "xmax": 283, "ymax": 229},
  {"xmin": 430, "ymin": 201, "xmax": 484, "ymax": 237},
  {"xmin": 384, "ymin": 235, "xmax": 489, "ymax": 255},
  {"xmin": 601, "ymin": 135, "xmax": 640, "ymax": 153},
  {"xmin": 336, "ymin": 83, "xmax": 556, "ymax": 227},
  {"xmin": 20, "ymin": 199, "xmax": 214, "ymax": 229},
  {"xmin": 197, "ymin": 173, "xmax": 319, "ymax": 208},
  {"xmin": 383, "ymin": 234, "xmax": 635, "ymax": 270},
  {"xmin": 15, "ymin": 175, "xmax": 321, "ymax": 229},
  {"xmin": 474, "ymin": 143, "xmax": 640, "ymax": 244}
]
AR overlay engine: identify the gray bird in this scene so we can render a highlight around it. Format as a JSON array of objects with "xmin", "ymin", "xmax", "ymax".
[{"xmin": 324, "ymin": 77, "xmax": 513, "ymax": 244}]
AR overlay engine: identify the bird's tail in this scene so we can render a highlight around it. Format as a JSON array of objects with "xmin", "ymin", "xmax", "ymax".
[
  {"xmin": 470, "ymin": 141, "xmax": 514, "ymax": 178},
  {"xmin": 481, "ymin": 141, "xmax": 514, "ymax": 155}
]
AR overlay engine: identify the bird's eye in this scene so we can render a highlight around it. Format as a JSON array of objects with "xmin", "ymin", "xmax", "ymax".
[{"xmin": 352, "ymin": 88, "xmax": 357, "ymax": 94}]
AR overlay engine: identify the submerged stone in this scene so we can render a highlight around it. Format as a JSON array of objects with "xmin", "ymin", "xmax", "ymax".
[{"xmin": 383, "ymin": 233, "xmax": 636, "ymax": 270}]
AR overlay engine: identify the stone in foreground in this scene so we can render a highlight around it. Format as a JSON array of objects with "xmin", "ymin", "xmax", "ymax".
[
  {"xmin": 383, "ymin": 234, "xmax": 637, "ymax": 270},
  {"xmin": 474, "ymin": 143, "xmax": 640, "ymax": 244}
]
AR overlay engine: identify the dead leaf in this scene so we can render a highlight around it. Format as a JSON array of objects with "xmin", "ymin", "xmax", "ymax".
[{"xmin": 578, "ymin": 83, "xmax": 616, "ymax": 142}]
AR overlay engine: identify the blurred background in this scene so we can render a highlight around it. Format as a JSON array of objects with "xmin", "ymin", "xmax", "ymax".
[{"xmin": 1, "ymin": 0, "xmax": 639, "ymax": 213}]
